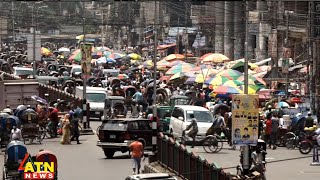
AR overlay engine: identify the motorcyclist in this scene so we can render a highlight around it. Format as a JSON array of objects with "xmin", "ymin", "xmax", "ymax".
[{"xmin": 183, "ymin": 114, "xmax": 198, "ymax": 148}]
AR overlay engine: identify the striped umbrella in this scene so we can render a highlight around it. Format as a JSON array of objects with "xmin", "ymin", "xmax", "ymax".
[
  {"xmin": 185, "ymin": 76, "xmax": 196, "ymax": 84},
  {"xmin": 216, "ymin": 69, "xmax": 242, "ymax": 80},
  {"xmin": 237, "ymin": 75, "xmax": 267, "ymax": 86},
  {"xmin": 205, "ymin": 76, "xmax": 230, "ymax": 86},
  {"xmin": 213, "ymin": 85, "xmax": 243, "ymax": 94},
  {"xmin": 169, "ymin": 72, "xmax": 188, "ymax": 81},
  {"xmin": 239, "ymin": 85, "xmax": 260, "ymax": 94},
  {"xmin": 165, "ymin": 63, "xmax": 196, "ymax": 75},
  {"xmin": 167, "ymin": 60, "xmax": 184, "ymax": 67}
]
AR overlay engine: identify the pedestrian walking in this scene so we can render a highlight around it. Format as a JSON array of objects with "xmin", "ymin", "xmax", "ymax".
[
  {"xmin": 270, "ymin": 112, "xmax": 279, "ymax": 150},
  {"xmin": 61, "ymin": 114, "xmax": 71, "ymax": 145},
  {"xmin": 129, "ymin": 138, "xmax": 145, "ymax": 175},
  {"xmin": 10, "ymin": 126, "xmax": 22, "ymax": 141},
  {"xmin": 264, "ymin": 113, "xmax": 272, "ymax": 148},
  {"xmin": 70, "ymin": 113, "xmax": 82, "ymax": 144}
]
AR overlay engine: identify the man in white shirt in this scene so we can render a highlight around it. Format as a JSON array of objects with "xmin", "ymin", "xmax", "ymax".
[{"xmin": 11, "ymin": 126, "xmax": 22, "ymax": 141}]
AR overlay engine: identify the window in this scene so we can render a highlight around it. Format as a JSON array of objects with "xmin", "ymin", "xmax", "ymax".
[
  {"xmin": 186, "ymin": 110, "xmax": 213, "ymax": 123},
  {"xmin": 138, "ymin": 121, "xmax": 152, "ymax": 130},
  {"xmin": 103, "ymin": 121, "xmax": 127, "ymax": 131},
  {"xmin": 87, "ymin": 93, "xmax": 106, "ymax": 102},
  {"xmin": 128, "ymin": 121, "xmax": 139, "ymax": 130}
]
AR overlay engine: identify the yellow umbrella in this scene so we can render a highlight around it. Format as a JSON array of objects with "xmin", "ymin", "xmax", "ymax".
[
  {"xmin": 128, "ymin": 53, "xmax": 142, "ymax": 60},
  {"xmin": 201, "ymin": 53, "xmax": 230, "ymax": 63},
  {"xmin": 163, "ymin": 54, "xmax": 185, "ymax": 61},
  {"xmin": 240, "ymin": 86, "xmax": 257, "ymax": 94},
  {"xmin": 41, "ymin": 47, "xmax": 52, "ymax": 56},
  {"xmin": 194, "ymin": 74, "xmax": 210, "ymax": 83},
  {"xmin": 76, "ymin": 34, "xmax": 84, "ymax": 40},
  {"xmin": 130, "ymin": 60, "xmax": 140, "ymax": 65}
]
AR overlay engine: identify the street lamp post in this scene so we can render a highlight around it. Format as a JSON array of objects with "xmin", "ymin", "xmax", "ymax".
[{"xmin": 36, "ymin": 6, "xmax": 48, "ymax": 31}]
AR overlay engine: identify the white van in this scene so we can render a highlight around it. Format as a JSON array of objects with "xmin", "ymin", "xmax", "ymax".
[{"xmin": 169, "ymin": 105, "xmax": 213, "ymax": 137}]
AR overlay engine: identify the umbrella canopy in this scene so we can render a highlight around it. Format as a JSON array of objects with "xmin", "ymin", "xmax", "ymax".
[
  {"xmin": 96, "ymin": 57, "xmax": 115, "ymax": 64},
  {"xmin": 167, "ymin": 60, "xmax": 184, "ymax": 67},
  {"xmin": 216, "ymin": 69, "xmax": 242, "ymax": 79},
  {"xmin": 41, "ymin": 47, "xmax": 52, "ymax": 56},
  {"xmin": 58, "ymin": 47, "xmax": 70, "ymax": 52},
  {"xmin": 128, "ymin": 53, "xmax": 142, "ymax": 60},
  {"xmin": 239, "ymin": 85, "xmax": 259, "ymax": 94},
  {"xmin": 106, "ymin": 53, "xmax": 124, "ymax": 59},
  {"xmin": 237, "ymin": 75, "xmax": 267, "ymax": 86},
  {"xmin": 223, "ymin": 80, "xmax": 241, "ymax": 87},
  {"xmin": 254, "ymin": 65, "xmax": 271, "ymax": 73},
  {"xmin": 277, "ymin": 101, "xmax": 290, "ymax": 108},
  {"xmin": 201, "ymin": 53, "xmax": 230, "ymax": 63},
  {"xmin": 31, "ymin": 95, "xmax": 48, "ymax": 105},
  {"xmin": 118, "ymin": 74, "xmax": 129, "ymax": 80},
  {"xmin": 195, "ymin": 68, "xmax": 218, "ymax": 77},
  {"xmin": 194, "ymin": 74, "xmax": 211, "ymax": 83},
  {"xmin": 142, "ymin": 60, "xmax": 154, "ymax": 68},
  {"xmin": 165, "ymin": 63, "xmax": 196, "ymax": 75},
  {"xmin": 213, "ymin": 85, "xmax": 243, "ymax": 94},
  {"xmin": 169, "ymin": 72, "xmax": 188, "ymax": 81},
  {"xmin": 205, "ymin": 76, "xmax": 230, "ymax": 86},
  {"xmin": 163, "ymin": 54, "xmax": 185, "ymax": 61},
  {"xmin": 185, "ymin": 76, "xmax": 196, "ymax": 84},
  {"xmin": 230, "ymin": 61, "xmax": 258, "ymax": 72}
]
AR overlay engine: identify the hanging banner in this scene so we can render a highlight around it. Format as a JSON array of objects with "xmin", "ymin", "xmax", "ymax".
[
  {"xmin": 232, "ymin": 94, "xmax": 259, "ymax": 146},
  {"xmin": 80, "ymin": 42, "xmax": 93, "ymax": 77}
]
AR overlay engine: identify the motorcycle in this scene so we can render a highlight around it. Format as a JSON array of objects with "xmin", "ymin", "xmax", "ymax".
[{"xmin": 299, "ymin": 134, "xmax": 319, "ymax": 154}]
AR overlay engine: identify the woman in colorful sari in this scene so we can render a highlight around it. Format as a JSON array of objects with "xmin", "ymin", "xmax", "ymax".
[{"xmin": 60, "ymin": 114, "xmax": 71, "ymax": 144}]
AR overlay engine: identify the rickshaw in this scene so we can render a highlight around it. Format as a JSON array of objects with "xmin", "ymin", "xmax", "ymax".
[
  {"xmin": 35, "ymin": 150, "xmax": 58, "ymax": 180},
  {"xmin": 20, "ymin": 109, "xmax": 43, "ymax": 144},
  {"xmin": 0, "ymin": 114, "xmax": 18, "ymax": 150},
  {"xmin": 3, "ymin": 140, "xmax": 26, "ymax": 180},
  {"xmin": 103, "ymin": 96, "xmax": 126, "ymax": 120}
]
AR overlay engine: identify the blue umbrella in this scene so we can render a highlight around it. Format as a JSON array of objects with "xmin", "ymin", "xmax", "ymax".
[
  {"xmin": 96, "ymin": 57, "xmax": 115, "ymax": 64},
  {"xmin": 278, "ymin": 101, "xmax": 289, "ymax": 108},
  {"xmin": 184, "ymin": 77, "xmax": 196, "ymax": 84}
]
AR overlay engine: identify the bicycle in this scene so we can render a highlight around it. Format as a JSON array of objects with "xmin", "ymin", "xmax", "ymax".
[
  {"xmin": 39, "ymin": 120, "xmax": 56, "ymax": 141},
  {"xmin": 283, "ymin": 131, "xmax": 306, "ymax": 149}
]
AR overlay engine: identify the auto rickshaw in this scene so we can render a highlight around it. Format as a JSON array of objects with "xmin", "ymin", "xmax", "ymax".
[
  {"xmin": 103, "ymin": 96, "xmax": 126, "ymax": 120},
  {"xmin": 3, "ymin": 140, "xmax": 26, "ymax": 180},
  {"xmin": 36, "ymin": 150, "xmax": 58, "ymax": 180}
]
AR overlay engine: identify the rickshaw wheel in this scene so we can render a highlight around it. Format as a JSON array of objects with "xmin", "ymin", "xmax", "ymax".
[{"xmin": 29, "ymin": 138, "xmax": 34, "ymax": 144}]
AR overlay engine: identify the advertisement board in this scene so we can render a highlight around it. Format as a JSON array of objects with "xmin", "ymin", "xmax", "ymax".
[
  {"xmin": 80, "ymin": 42, "xmax": 92, "ymax": 77},
  {"xmin": 232, "ymin": 94, "xmax": 259, "ymax": 146}
]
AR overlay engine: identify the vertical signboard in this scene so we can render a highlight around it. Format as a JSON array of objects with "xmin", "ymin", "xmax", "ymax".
[
  {"xmin": 80, "ymin": 42, "xmax": 92, "ymax": 77},
  {"xmin": 232, "ymin": 94, "xmax": 259, "ymax": 145}
]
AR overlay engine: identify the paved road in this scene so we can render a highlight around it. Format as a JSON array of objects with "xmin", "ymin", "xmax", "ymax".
[
  {"xmin": 188, "ymin": 144, "xmax": 320, "ymax": 180},
  {"xmin": 1, "ymin": 121, "xmax": 319, "ymax": 180},
  {"xmin": 0, "ymin": 121, "xmax": 147, "ymax": 180}
]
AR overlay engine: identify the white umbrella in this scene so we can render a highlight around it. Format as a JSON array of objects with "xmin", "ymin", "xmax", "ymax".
[{"xmin": 58, "ymin": 47, "xmax": 70, "ymax": 52}]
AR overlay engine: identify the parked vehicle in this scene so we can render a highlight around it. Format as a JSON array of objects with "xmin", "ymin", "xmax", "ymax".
[
  {"xmin": 169, "ymin": 105, "xmax": 214, "ymax": 137},
  {"xmin": 96, "ymin": 118, "xmax": 152, "ymax": 158},
  {"xmin": 75, "ymin": 86, "xmax": 107, "ymax": 121},
  {"xmin": 13, "ymin": 67, "xmax": 33, "ymax": 79}
]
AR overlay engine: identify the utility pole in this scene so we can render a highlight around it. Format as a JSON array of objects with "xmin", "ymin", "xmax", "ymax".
[
  {"xmin": 184, "ymin": 3, "xmax": 188, "ymax": 61},
  {"xmin": 11, "ymin": 1, "xmax": 14, "ymax": 45},
  {"xmin": 82, "ymin": 1, "xmax": 87, "ymax": 130},
  {"xmin": 152, "ymin": 0, "xmax": 158, "ymax": 153},
  {"xmin": 176, "ymin": 17, "xmax": 180, "ymax": 54},
  {"xmin": 101, "ymin": 9, "xmax": 105, "ymax": 45},
  {"xmin": 284, "ymin": 11, "xmax": 290, "ymax": 98},
  {"xmin": 138, "ymin": 6, "xmax": 143, "ymax": 45}
]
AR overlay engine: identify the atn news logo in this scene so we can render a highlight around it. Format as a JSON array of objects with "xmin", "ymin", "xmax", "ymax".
[{"xmin": 18, "ymin": 153, "xmax": 55, "ymax": 179}]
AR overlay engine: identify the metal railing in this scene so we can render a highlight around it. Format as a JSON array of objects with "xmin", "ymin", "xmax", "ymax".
[{"xmin": 156, "ymin": 133, "xmax": 229, "ymax": 180}]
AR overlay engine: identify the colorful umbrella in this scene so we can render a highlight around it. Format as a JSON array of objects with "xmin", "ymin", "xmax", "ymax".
[
  {"xmin": 185, "ymin": 76, "xmax": 196, "ymax": 84},
  {"xmin": 165, "ymin": 63, "xmax": 195, "ymax": 75},
  {"xmin": 223, "ymin": 80, "xmax": 241, "ymax": 87},
  {"xmin": 96, "ymin": 57, "xmax": 115, "ymax": 64},
  {"xmin": 163, "ymin": 54, "xmax": 185, "ymax": 61},
  {"xmin": 118, "ymin": 74, "xmax": 129, "ymax": 80},
  {"xmin": 194, "ymin": 74, "xmax": 211, "ymax": 83},
  {"xmin": 128, "ymin": 53, "xmax": 142, "ymax": 60},
  {"xmin": 169, "ymin": 72, "xmax": 188, "ymax": 81},
  {"xmin": 68, "ymin": 50, "xmax": 82, "ymax": 62},
  {"xmin": 196, "ymin": 68, "xmax": 218, "ymax": 77},
  {"xmin": 213, "ymin": 85, "xmax": 243, "ymax": 94},
  {"xmin": 216, "ymin": 69, "xmax": 242, "ymax": 79},
  {"xmin": 167, "ymin": 60, "xmax": 184, "ymax": 67},
  {"xmin": 237, "ymin": 75, "xmax": 267, "ymax": 86},
  {"xmin": 205, "ymin": 76, "xmax": 230, "ymax": 86},
  {"xmin": 41, "ymin": 47, "xmax": 52, "ymax": 56},
  {"xmin": 143, "ymin": 60, "xmax": 154, "ymax": 68},
  {"xmin": 201, "ymin": 53, "xmax": 230, "ymax": 63},
  {"xmin": 107, "ymin": 53, "xmax": 124, "ymax": 59},
  {"xmin": 230, "ymin": 61, "xmax": 258, "ymax": 72},
  {"xmin": 92, "ymin": 47, "xmax": 103, "ymax": 58},
  {"xmin": 157, "ymin": 59, "xmax": 170, "ymax": 66},
  {"xmin": 239, "ymin": 85, "xmax": 259, "ymax": 94}
]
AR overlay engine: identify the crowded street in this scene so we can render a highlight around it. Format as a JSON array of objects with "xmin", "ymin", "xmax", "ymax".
[{"xmin": 0, "ymin": 1, "xmax": 320, "ymax": 180}]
